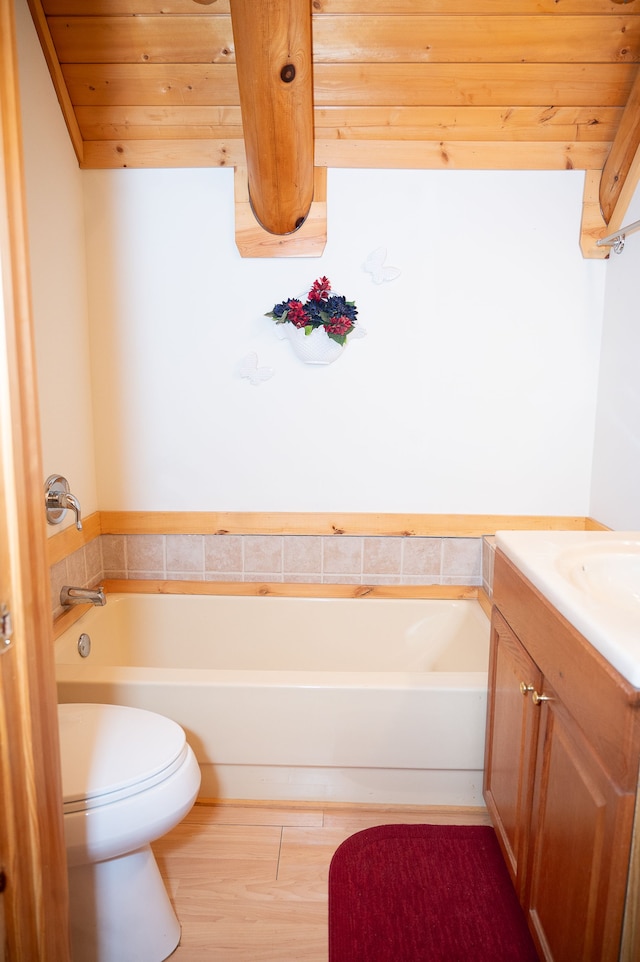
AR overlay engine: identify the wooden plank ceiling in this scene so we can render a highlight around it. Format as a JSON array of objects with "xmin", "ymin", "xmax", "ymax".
[{"xmin": 27, "ymin": 0, "xmax": 640, "ymax": 252}]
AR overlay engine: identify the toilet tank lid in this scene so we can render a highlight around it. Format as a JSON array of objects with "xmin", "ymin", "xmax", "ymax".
[{"xmin": 58, "ymin": 703, "xmax": 187, "ymax": 805}]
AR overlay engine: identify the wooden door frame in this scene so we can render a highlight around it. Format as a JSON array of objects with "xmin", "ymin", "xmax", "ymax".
[{"xmin": 0, "ymin": 0, "xmax": 70, "ymax": 958}]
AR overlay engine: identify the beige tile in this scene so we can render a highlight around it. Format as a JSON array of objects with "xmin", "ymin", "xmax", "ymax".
[
  {"xmin": 283, "ymin": 536, "xmax": 322, "ymax": 575},
  {"xmin": 166, "ymin": 534, "xmax": 205, "ymax": 573},
  {"xmin": 442, "ymin": 575, "xmax": 482, "ymax": 586},
  {"xmin": 243, "ymin": 572, "xmax": 284, "ymax": 583},
  {"xmin": 204, "ymin": 534, "xmax": 243, "ymax": 573},
  {"xmin": 166, "ymin": 571, "xmax": 205, "ymax": 581},
  {"xmin": 321, "ymin": 573, "xmax": 362, "ymax": 585},
  {"xmin": 401, "ymin": 575, "xmax": 442, "ymax": 585},
  {"xmin": 362, "ymin": 575, "xmax": 402, "ymax": 585},
  {"xmin": 442, "ymin": 537, "xmax": 482, "ymax": 578},
  {"xmin": 101, "ymin": 534, "xmax": 125, "ymax": 573},
  {"xmin": 402, "ymin": 537, "xmax": 442, "ymax": 576},
  {"xmin": 362, "ymin": 536, "xmax": 402, "ymax": 576},
  {"xmin": 84, "ymin": 537, "xmax": 104, "ymax": 584},
  {"xmin": 243, "ymin": 536, "xmax": 283, "ymax": 574},
  {"xmin": 126, "ymin": 534, "xmax": 165, "ymax": 572},
  {"xmin": 321, "ymin": 537, "xmax": 362, "ymax": 575},
  {"xmin": 49, "ymin": 558, "xmax": 67, "ymax": 613},
  {"xmin": 66, "ymin": 546, "xmax": 87, "ymax": 586},
  {"xmin": 482, "ymin": 535, "xmax": 496, "ymax": 595}
]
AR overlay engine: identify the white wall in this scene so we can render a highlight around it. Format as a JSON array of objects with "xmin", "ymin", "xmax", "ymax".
[
  {"xmin": 83, "ymin": 166, "xmax": 605, "ymax": 514},
  {"xmin": 14, "ymin": 0, "xmax": 98, "ymax": 530},
  {"xmin": 590, "ymin": 181, "xmax": 640, "ymax": 530},
  {"xmin": 16, "ymin": 0, "xmax": 609, "ymax": 520}
]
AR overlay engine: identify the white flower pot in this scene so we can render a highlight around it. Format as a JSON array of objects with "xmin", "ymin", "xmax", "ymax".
[{"xmin": 282, "ymin": 323, "xmax": 347, "ymax": 365}]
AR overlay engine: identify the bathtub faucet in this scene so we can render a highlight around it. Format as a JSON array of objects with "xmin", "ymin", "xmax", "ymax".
[{"xmin": 60, "ymin": 585, "xmax": 106, "ymax": 608}]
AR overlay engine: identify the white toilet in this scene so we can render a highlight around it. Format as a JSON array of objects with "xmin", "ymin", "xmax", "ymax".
[{"xmin": 58, "ymin": 702, "xmax": 201, "ymax": 962}]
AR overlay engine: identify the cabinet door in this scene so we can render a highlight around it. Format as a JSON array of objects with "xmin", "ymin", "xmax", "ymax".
[
  {"xmin": 526, "ymin": 690, "xmax": 635, "ymax": 962},
  {"xmin": 484, "ymin": 609, "xmax": 542, "ymax": 896}
]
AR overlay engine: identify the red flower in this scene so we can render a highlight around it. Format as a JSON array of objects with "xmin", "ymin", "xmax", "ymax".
[
  {"xmin": 286, "ymin": 299, "xmax": 308, "ymax": 329},
  {"xmin": 308, "ymin": 276, "xmax": 331, "ymax": 302},
  {"xmin": 324, "ymin": 315, "xmax": 354, "ymax": 336}
]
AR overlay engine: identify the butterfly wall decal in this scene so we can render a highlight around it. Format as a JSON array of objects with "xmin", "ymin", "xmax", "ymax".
[
  {"xmin": 362, "ymin": 247, "xmax": 401, "ymax": 285},
  {"xmin": 237, "ymin": 352, "xmax": 274, "ymax": 386}
]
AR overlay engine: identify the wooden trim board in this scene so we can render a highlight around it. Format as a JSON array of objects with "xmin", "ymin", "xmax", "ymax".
[
  {"xmin": 46, "ymin": 511, "xmax": 607, "ymax": 569},
  {"xmin": 97, "ymin": 511, "xmax": 600, "ymax": 537}
]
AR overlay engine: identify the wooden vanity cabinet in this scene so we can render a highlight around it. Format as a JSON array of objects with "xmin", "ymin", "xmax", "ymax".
[
  {"xmin": 484, "ymin": 608, "xmax": 542, "ymax": 898},
  {"xmin": 484, "ymin": 551, "xmax": 640, "ymax": 962}
]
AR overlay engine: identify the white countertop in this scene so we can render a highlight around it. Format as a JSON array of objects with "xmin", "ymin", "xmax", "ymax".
[{"xmin": 495, "ymin": 530, "xmax": 640, "ymax": 688}]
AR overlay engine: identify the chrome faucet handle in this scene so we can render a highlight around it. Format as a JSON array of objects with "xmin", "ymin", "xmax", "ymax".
[{"xmin": 44, "ymin": 475, "xmax": 83, "ymax": 530}]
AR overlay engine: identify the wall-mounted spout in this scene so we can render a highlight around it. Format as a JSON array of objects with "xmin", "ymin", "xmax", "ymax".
[
  {"xmin": 60, "ymin": 586, "xmax": 106, "ymax": 608},
  {"xmin": 44, "ymin": 475, "xmax": 82, "ymax": 530}
]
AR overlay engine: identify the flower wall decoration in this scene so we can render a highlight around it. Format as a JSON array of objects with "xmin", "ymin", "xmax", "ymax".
[{"xmin": 266, "ymin": 276, "xmax": 358, "ymax": 346}]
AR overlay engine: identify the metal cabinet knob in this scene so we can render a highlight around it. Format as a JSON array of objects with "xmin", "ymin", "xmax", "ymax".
[
  {"xmin": 532, "ymin": 690, "xmax": 552, "ymax": 705},
  {"xmin": 520, "ymin": 682, "xmax": 534, "ymax": 695}
]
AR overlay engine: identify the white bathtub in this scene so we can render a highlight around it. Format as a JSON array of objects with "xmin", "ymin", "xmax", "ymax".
[{"xmin": 55, "ymin": 593, "xmax": 490, "ymax": 806}]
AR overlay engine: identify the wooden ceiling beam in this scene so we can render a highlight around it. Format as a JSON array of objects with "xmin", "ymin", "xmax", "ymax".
[
  {"xmin": 26, "ymin": 0, "xmax": 83, "ymax": 164},
  {"xmin": 229, "ymin": 0, "xmax": 314, "ymax": 236},
  {"xmin": 599, "ymin": 66, "xmax": 640, "ymax": 224},
  {"xmin": 38, "ymin": 0, "xmax": 640, "ymax": 15},
  {"xmin": 79, "ymin": 137, "xmax": 610, "ymax": 171}
]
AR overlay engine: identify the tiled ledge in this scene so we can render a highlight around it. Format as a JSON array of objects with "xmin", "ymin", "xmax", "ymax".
[
  {"xmin": 47, "ymin": 511, "xmax": 604, "ymax": 618},
  {"xmin": 50, "ymin": 531, "xmax": 483, "ymax": 619},
  {"xmin": 100, "ymin": 532, "xmax": 483, "ymax": 586},
  {"xmin": 482, "ymin": 536, "xmax": 496, "ymax": 598}
]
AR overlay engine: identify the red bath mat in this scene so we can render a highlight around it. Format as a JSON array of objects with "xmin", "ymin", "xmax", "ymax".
[{"xmin": 328, "ymin": 824, "xmax": 539, "ymax": 962}]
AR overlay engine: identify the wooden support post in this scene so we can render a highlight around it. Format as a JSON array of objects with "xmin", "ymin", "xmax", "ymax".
[
  {"xmin": 230, "ymin": 0, "xmax": 314, "ymax": 236},
  {"xmin": 580, "ymin": 170, "xmax": 610, "ymax": 260},
  {"xmin": 234, "ymin": 166, "xmax": 326, "ymax": 257},
  {"xmin": 599, "ymin": 67, "xmax": 640, "ymax": 226}
]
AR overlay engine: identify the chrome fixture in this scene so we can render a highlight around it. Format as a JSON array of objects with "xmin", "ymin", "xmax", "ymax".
[
  {"xmin": 77, "ymin": 633, "xmax": 92, "ymax": 658},
  {"xmin": 596, "ymin": 217, "xmax": 640, "ymax": 255},
  {"xmin": 60, "ymin": 585, "xmax": 106, "ymax": 608},
  {"xmin": 45, "ymin": 475, "xmax": 82, "ymax": 530}
]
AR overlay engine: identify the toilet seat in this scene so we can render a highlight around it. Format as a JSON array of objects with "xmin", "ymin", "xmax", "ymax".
[{"xmin": 58, "ymin": 702, "xmax": 189, "ymax": 813}]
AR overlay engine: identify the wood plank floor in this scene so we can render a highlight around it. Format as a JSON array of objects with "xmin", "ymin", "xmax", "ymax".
[{"xmin": 153, "ymin": 799, "xmax": 492, "ymax": 961}]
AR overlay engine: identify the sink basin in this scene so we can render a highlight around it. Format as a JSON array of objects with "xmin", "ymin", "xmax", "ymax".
[
  {"xmin": 494, "ymin": 530, "xmax": 640, "ymax": 687},
  {"xmin": 555, "ymin": 541, "xmax": 640, "ymax": 610}
]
